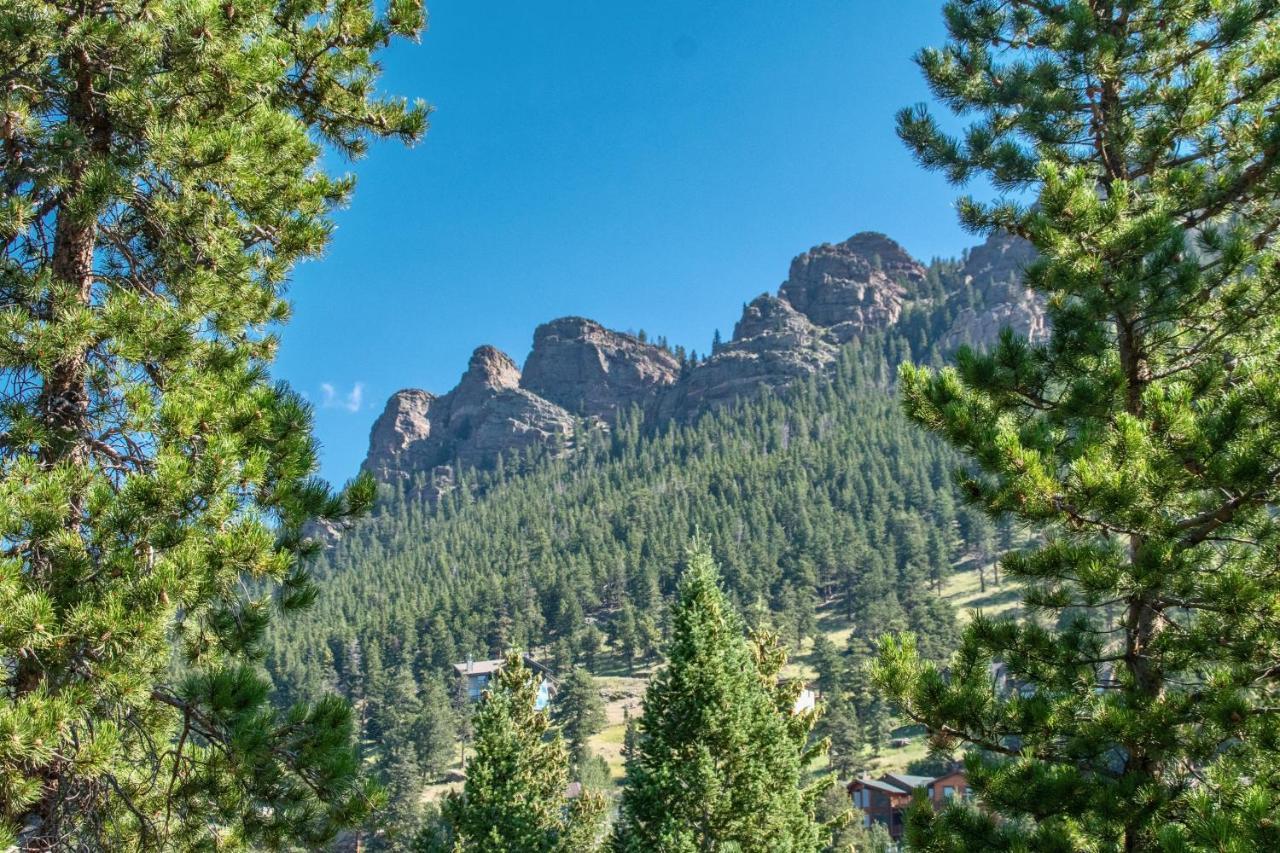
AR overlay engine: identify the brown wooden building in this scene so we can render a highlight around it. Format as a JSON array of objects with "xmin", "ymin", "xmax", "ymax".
[{"xmin": 847, "ymin": 768, "xmax": 970, "ymax": 840}]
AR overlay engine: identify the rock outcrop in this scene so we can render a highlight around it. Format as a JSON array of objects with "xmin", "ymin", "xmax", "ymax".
[
  {"xmin": 657, "ymin": 294, "xmax": 837, "ymax": 419},
  {"xmin": 521, "ymin": 317, "xmax": 680, "ymax": 420},
  {"xmin": 358, "ymin": 229, "xmax": 1048, "ymax": 490},
  {"xmin": 363, "ymin": 389, "xmax": 436, "ymax": 483},
  {"xmin": 938, "ymin": 233, "xmax": 1045, "ymax": 350},
  {"xmin": 779, "ymin": 232, "xmax": 926, "ymax": 342},
  {"xmin": 362, "ymin": 346, "xmax": 574, "ymax": 488}
]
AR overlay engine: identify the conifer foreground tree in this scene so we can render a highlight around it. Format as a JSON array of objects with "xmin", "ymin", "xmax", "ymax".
[
  {"xmin": 874, "ymin": 2, "xmax": 1280, "ymax": 850},
  {"xmin": 436, "ymin": 653, "xmax": 606, "ymax": 853},
  {"xmin": 0, "ymin": 0, "xmax": 426, "ymax": 847},
  {"xmin": 612, "ymin": 549, "xmax": 836, "ymax": 852}
]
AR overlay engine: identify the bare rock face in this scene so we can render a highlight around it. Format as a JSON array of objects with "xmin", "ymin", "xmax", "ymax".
[
  {"xmin": 446, "ymin": 345, "xmax": 524, "ymax": 436},
  {"xmin": 779, "ymin": 232, "xmax": 927, "ymax": 342},
  {"xmin": 962, "ymin": 231, "xmax": 1038, "ymax": 294},
  {"xmin": 658, "ymin": 294, "xmax": 838, "ymax": 419},
  {"xmin": 522, "ymin": 317, "xmax": 680, "ymax": 420},
  {"xmin": 362, "ymin": 389, "xmax": 436, "ymax": 482},
  {"xmin": 361, "ymin": 346, "xmax": 574, "ymax": 486},
  {"xmin": 938, "ymin": 232, "xmax": 1046, "ymax": 350},
  {"xmin": 732, "ymin": 293, "xmax": 822, "ymax": 343}
]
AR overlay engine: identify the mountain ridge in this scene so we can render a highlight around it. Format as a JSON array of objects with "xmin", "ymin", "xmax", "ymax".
[{"xmin": 358, "ymin": 230, "xmax": 1043, "ymax": 494}]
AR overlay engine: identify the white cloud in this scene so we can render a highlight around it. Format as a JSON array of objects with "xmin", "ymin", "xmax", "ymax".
[{"xmin": 320, "ymin": 381, "xmax": 364, "ymax": 413}]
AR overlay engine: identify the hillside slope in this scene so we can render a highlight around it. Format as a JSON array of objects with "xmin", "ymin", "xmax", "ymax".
[{"xmin": 264, "ymin": 229, "xmax": 1032, "ymax": 842}]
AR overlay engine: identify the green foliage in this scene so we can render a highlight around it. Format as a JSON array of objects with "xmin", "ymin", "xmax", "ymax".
[
  {"xmin": 815, "ymin": 782, "xmax": 891, "ymax": 853},
  {"xmin": 551, "ymin": 667, "xmax": 607, "ymax": 765},
  {"xmin": 817, "ymin": 692, "xmax": 867, "ymax": 780},
  {"xmin": 437, "ymin": 653, "xmax": 606, "ymax": 852},
  {"xmin": 267, "ymin": 340, "xmax": 967, "ymax": 713},
  {"xmin": 611, "ymin": 549, "xmax": 835, "ymax": 852},
  {"xmin": 363, "ymin": 666, "xmax": 459, "ymax": 849},
  {"xmin": 0, "ymin": 0, "xmax": 424, "ymax": 846},
  {"xmin": 877, "ymin": 1, "xmax": 1280, "ymax": 849}
]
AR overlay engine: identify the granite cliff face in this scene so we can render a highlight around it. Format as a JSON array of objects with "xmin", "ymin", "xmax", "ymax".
[
  {"xmin": 656, "ymin": 293, "xmax": 838, "ymax": 419},
  {"xmin": 362, "ymin": 346, "xmax": 575, "ymax": 489},
  {"xmin": 779, "ymin": 232, "xmax": 926, "ymax": 342},
  {"xmin": 359, "ymin": 230, "xmax": 1043, "ymax": 490},
  {"xmin": 521, "ymin": 317, "xmax": 680, "ymax": 420},
  {"xmin": 938, "ymin": 232, "xmax": 1045, "ymax": 351}
]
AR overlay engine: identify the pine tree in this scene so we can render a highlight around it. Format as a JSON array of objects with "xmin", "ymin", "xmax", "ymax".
[
  {"xmin": 817, "ymin": 693, "xmax": 866, "ymax": 780},
  {"xmin": 440, "ymin": 652, "xmax": 606, "ymax": 852},
  {"xmin": 0, "ymin": 0, "xmax": 425, "ymax": 846},
  {"xmin": 552, "ymin": 667, "xmax": 607, "ymax": 765},
  {"xmin": 875, "ymin": 2, "xmax": 1280, "ymax": 850},
  {"xmin": 414, "ymin": 677, "xmax": 461, "ymax": 781},
  {"xmin": 612, "ymin": 549, "xmax": 832, "ymax": 852},
  {"xmin": 811, "ymin": 633, "xmax": 845, "ymax": 698}
]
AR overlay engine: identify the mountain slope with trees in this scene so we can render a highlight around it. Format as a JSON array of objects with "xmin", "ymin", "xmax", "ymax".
[{"xmin": 263, "ymin": 238, "xmax": 1030, "ymax": 844}]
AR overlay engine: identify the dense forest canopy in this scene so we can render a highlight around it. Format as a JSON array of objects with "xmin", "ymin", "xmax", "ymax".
[
  {"xmin": 260, "ymin": 251, "xmax": 1026, "ymax": 847},
  {"xmin": 267, "ymin": 326, "xmax": 995, "ymax": 710}
]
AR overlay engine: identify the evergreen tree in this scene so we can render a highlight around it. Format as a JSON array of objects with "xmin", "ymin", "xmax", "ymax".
[
  {"xmin": 876, "ymin": 2, "xmax": 1280, "ymax": 850},
  {"xmin": 552, "ymin": 668, "xmax": 607, "ymax": 765},
  {"xmin": 811, "ymin": 633, "xmax": 845, "ymax": 697},
  {"xmin": 414, "ymin": 677, "xmax": 461, "ymax": 781},
  {"xmin": 0, "ymin": 0, "xmax": 425, "ymax": 846},
  {"xmin": 440, "ymin": 653, "xmax": 606, "ymax": 852},
  {"xmin": 612, "ymin": 549, "xmax": 831, "ymax": 852},
  {"xmin": 817, "ymin": 693, "xmax": 866, "ymax": 780}
]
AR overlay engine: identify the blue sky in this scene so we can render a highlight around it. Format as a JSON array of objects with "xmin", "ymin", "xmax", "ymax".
[{"xmin": 277, "ymin": 0, "xmax": 981, "ymax": 485}]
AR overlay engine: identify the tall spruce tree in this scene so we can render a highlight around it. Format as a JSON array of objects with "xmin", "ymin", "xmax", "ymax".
[
  {"xmin": 438, "ymin": 653, "xmax": 606, "ymax": 853},
  {"xmin": 874, "ymin": 2, "xmax": 1280, "ymax": 850},
  {"xmin": 612, "ymin": 549, "xmax": 832, "ymax": 852},
  {"xmin": 0, "ymin": 0, "xmax": 426, "ymax": 846}
]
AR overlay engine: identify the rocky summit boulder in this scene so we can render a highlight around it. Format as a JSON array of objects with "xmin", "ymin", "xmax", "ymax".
[
  {"xmin": 657, "ymin": 294, "xmax": 838, "ymax": 420},
  {"xmin": 779, "ymin": 232, "xmax": 927, "ymax": 342},
  {"xmin": 521, "ymin": 317, "xmax": 681, "ymax": 420}
]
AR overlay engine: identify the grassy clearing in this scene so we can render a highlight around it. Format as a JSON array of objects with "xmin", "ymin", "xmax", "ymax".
[{"xmin": 941, "ymin": 558, "xmax": 1022, "ymax": 623}]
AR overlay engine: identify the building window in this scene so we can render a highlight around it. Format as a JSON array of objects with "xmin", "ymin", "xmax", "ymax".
[{"xmin": 943, "ymin": 786, "xmax": 955, "ymax": 799}]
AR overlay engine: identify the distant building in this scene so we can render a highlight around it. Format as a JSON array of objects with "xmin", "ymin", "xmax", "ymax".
[
  {"xmin": 452, "ymin": 654, "xmax": 557, "ymax": 710},
  {"xmin": 925, "ymin": 768, "xmax": 971, "ymax": 807},
  {"xmin": 792, "ymin": 687, "xmax": 817, "ymax": 715},
  {"xmin": 847, "ymin": 768, "xmax": 970, "ymax": 841}
]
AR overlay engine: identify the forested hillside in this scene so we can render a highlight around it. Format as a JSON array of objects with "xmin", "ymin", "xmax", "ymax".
[
  {"xmin": 270, "ymin": 337, "xmax": 979, "ymax": 701},
  {"xmin": 263, "ymin": 245, "xmax": 1024, "ymax": 847}
]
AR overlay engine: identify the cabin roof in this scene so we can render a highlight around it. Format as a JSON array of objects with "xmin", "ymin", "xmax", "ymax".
[
  {"xmin": 882, "ymin": 773, "xmax": 936, "ymax": 791},
  {"xmin": 452, "ymin": 658, "xmax": 505, "ymax": 676},
  {"xmin": 850, "ymin": 777, "xmax": 911, "ymax": 795}
]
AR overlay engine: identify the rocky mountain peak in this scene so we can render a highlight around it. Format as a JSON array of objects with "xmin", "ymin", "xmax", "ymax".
[
  {"xmin": 779, "ymin": 231, "xmax": 926, "ymax": 341},
  {"xmin": 938, "ymin": 232, "xmax": 1046, "ymax": 350},
  {"xmin": 461, "ymin": 345, "xmax": 521, "ymax": 391},
  {"xmin": 962, "ymin": 232, "xmax": 1038, "ymax": 294},
  {"xmin": 732, "ymin": 293, "xmax": 818, "ymax": 342},
  {"xmin": 838, "ymin": 232, "xmax": 929, "ymax": 284},
  {"xmin": 521, "ymin": 316, "xmax": 680, "ymax": 420},
  {"xmin": 362, "ymin": 389, "xmax": 436, "ymax": 482}
]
